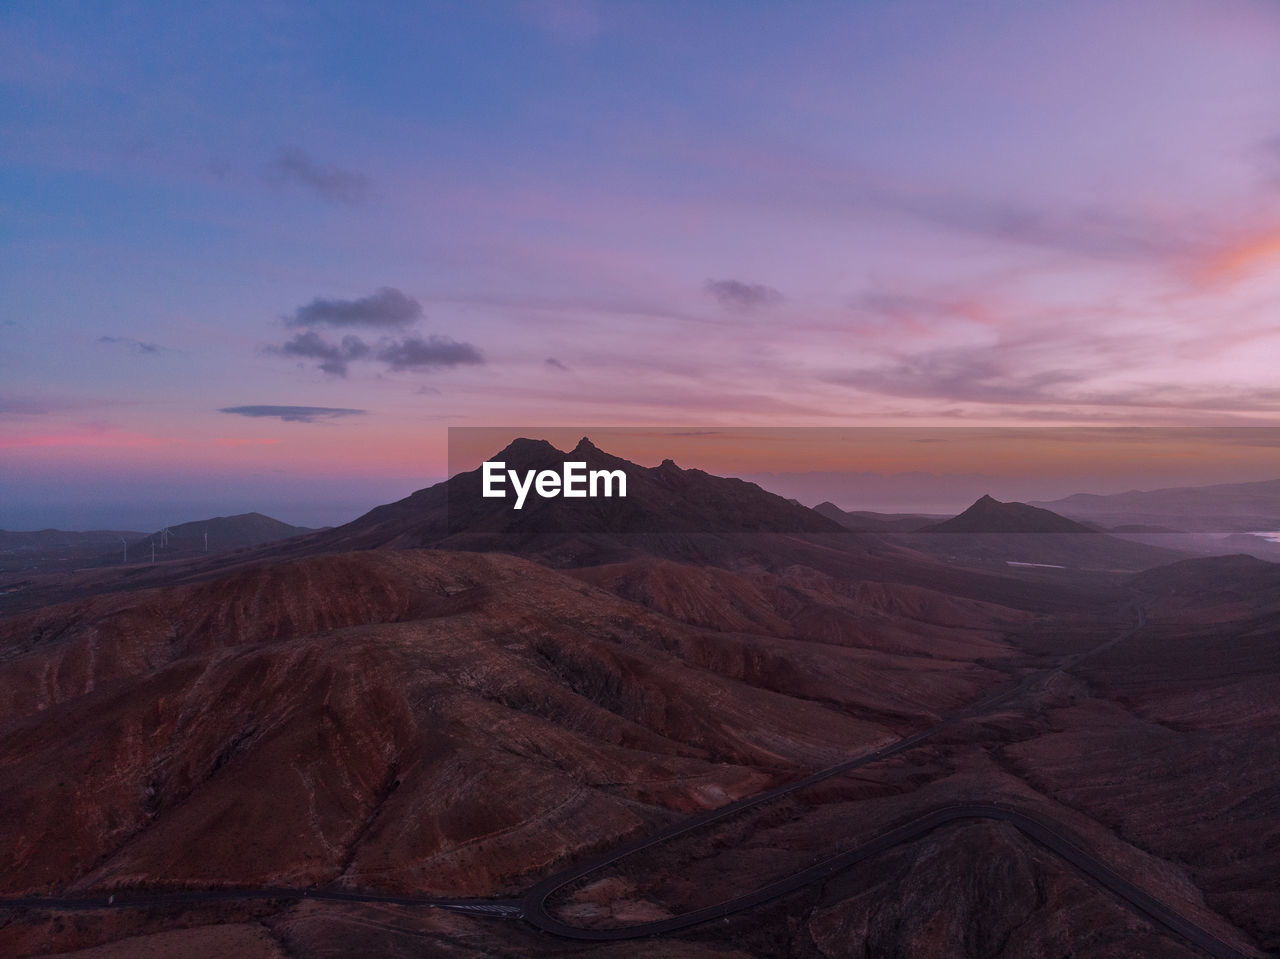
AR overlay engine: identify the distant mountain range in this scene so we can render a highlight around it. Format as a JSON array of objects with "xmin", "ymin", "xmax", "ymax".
[
  {"xmin": 235, "ymin": 441, "xmax": 1186, "ymax": 580},
  {"xmin": 0, "ymin": 514, "xmax": 316, "ymax": 582},
  {"xmin": 813, "ymin": 492, "xmax": 1172, "ymax": 570},
  {"xmin": 0, "ymin": 439, "xmax": 1116, "ymax": 614},
  {"xmin": 9, "ymin": 440, "xmax": 1276, "ymax": 613},
  {"xmin": 812, "ymin": 503, "xmax": 943, "ymax": 532},
  {"xmin": 877, "ymin": 494, "xmax": 1178, "ymax": 572},
  {"xmin": 0, "ymin": 529, "xmax": 143, "ymax": 551},
  {"xmin": 819, "ymin": 480, "xmax": 1280, "ymax": 565},
  {"xmin": 0, "ymin": 528, "xmax": 145, "ymax": 577},
  {"xmin": 1031, "ymin": 478, "xmax": 1280, "ymax": 532}
]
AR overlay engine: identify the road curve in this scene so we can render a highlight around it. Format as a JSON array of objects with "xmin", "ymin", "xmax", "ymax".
[
  {"xmin": 519, "ymin": 801, "xmax": 1255, "ymax": 959},
  {"xmin": 510, "ymin": 608, "xmax": 1158, "ymax": 930}
]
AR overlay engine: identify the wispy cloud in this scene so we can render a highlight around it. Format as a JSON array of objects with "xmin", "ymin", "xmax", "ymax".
[
  {"xmin": 829, "ymin": 347, "xmax": 1084, "ymax": 405},
  {"xmin": 887, "ymin": 193, "xmax": 1197, "ymax": 262},
  {"xmin": 827, "ymin": 335, "xmax": 1280, "ymax": 415},
  {"xmin": 214, "ymin": 437, "xmax": 282, "ymax": 447},
  {"xmin": 705, "ymin": 279, "xmax": 784, "ymax": 311},
  {"xmin": 0, "ymin": 428, "xmax": 169, "ymax": 449},
  {"xmin": 266, "ymin": 146, "xmax": 369, "ymax": 203},
  {"xmin": 1194, "ymin": 227, "xmax": 1280, "ymax": 286},
  {"xmin": 218, "ymin": 405, "xmax": 367, "ymax": 423},
  {"xmin": 545, "ymin": 357, "xmax": 570, "ymax": 371},
  {"xmin": 98, "ymin": 335, "xmax": 161, "ymax": 354},
  {"xmin": 0, "ymin": 394, "xmax": 79, "ymax": 416}
]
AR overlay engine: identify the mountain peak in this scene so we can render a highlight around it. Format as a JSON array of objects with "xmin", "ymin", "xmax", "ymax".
[
  {"xmin": 924, "ymin": 494, "xmax": 1095, "ymax": 534},
  {"xmin": 315, "ymin": 436, "xmax": 846, "ymax": 548}
]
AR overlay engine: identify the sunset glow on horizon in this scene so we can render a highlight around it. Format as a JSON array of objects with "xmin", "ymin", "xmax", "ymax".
[{"xmin": 4, "ymin": 1, "xmax": 1280, "ymax": 528}]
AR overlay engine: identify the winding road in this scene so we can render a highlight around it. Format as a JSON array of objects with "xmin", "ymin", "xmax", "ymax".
[
  {"xmin": 521, "ymin": 802, "xmax": 1250, "ymax": 959},
  {"xmin": 0, "ymin": 605, "xmax": 1268, "ymax": 957}
]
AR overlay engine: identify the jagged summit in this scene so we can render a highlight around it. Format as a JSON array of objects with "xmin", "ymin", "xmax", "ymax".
[
  {"xmin": 493, "ymin": 437, "xmax": 560, "ymax": 461},
  {"xmin": 310, "ymin": 436, "xmax": 844, "ymax": 551}
]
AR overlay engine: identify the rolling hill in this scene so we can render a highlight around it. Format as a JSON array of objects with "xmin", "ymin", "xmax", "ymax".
[{"xmin": 120, "ymin": 513, "xmax": 317, "ymax": 563}]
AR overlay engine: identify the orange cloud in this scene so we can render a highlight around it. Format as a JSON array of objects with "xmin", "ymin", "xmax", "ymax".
[{"xmin": 1198, "ymin": 228, "xmax": 1280, "ymax": 285}]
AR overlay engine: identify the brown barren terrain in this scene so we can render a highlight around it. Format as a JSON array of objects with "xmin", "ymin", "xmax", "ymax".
[{"xmin": 1, "ymin": 445, "xmax": 1276, "ymax": 958}]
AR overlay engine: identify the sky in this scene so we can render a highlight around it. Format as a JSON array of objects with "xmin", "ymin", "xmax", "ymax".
[
  {"xmin": 449, "ymin": 427, "xmax": 1280, "ymax": 512},
  {"xmin": 3, "ymin": 1, "xmax": 1280, "ymax": 528}
]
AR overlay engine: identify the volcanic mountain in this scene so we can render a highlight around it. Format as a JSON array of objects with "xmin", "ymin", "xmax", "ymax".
[
  {"xmin": 921, "ymin": 495, "xmax": 1097, "ymax": 534},
  {"xmin": 222, "ymin": 440, "xmax": 1125, "ymax": 612},
  {"xmin": 882, "ymin": 494, "xmax": 1184, "ymax": 573},
  {"xmin": 0, "ymin": 440, "xmax": 1134, "ymax": 616},
  {"xmin": 313, "ymin": 437, "xmax": 843, "ymax": 552}
]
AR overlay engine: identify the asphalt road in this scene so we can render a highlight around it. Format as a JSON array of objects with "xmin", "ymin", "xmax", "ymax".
[
  {"xmin": 0, "ymin": 605, "xmax": 1267, "ymax": 957},
  {"xmin": 516, "ymin": 608, "xmax": 1157, "ymax": 922},
  {"xmin": 519, "ymin": 802, "xmax": 1252, "ymax": 959}
]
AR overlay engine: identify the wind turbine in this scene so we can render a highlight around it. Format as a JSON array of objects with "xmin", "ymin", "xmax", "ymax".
[
  {"xmin": 150, "ymin": 540, "xmax": 155, "ymax": 564},
  {"xmin": 120, "ymin": 537, "xmax": 127, "ymax": 564},
  {"xmin": 203, "ymin": 529, "xmax": 209, "ymax": 552}
]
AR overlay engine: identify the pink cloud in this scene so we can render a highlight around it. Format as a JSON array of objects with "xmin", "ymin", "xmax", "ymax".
[
  {"xmin": 214, "ymin": 437, "xmax": 282, "ymax": 448},
  {"xmin": 0, "ymin": 430, "xmax": 173, "ymax": 449}
]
